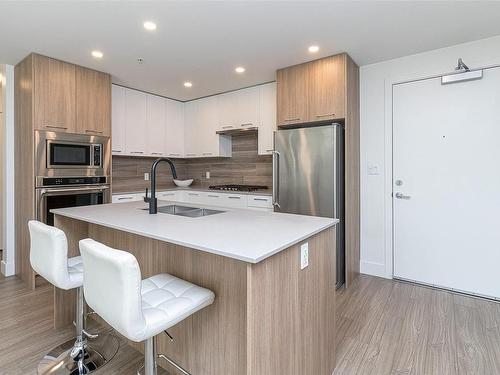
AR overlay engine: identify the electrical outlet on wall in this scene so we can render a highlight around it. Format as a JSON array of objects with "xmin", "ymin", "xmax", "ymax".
[
  {"xmin": 300, "ymin": 242, "xmax": 309, "ymax": 270},
  {"xmin": 206, "ymin": 171, "xmax": 210, "ymax": 179},
  {"xmin": 144, "ymin": 172, "xmax": 149, "ymax": 181}
]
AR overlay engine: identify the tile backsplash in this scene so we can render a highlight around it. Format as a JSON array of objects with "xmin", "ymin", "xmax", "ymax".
[{"xmin": 112, "ymin": 133, "xmax": 272, "ymax": 193}]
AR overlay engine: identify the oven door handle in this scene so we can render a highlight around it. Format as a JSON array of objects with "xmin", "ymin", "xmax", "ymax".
[{"xmin": 39, "ymin": 185, "xmax": 110, "ymax": 196}]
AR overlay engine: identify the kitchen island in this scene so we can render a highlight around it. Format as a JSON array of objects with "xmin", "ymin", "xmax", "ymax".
[{"xmin": 52, "ymin": 201, "xmax": 338, "ymax": 375}]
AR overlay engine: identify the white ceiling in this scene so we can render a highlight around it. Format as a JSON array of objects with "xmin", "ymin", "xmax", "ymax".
[{"xmin": 1, "ymin": 1, "xmax": 500, "ymax": 101}]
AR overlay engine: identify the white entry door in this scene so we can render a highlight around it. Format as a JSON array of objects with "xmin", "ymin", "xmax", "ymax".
[{"xmin": 393, "ymin": 67, "xmax": 500, "ymax": 299}]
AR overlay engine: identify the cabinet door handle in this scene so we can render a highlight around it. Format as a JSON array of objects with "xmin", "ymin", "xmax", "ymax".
[
  {"xmin": 169, "ymin": 153, "xmax": 180, "ymax": 156},
  {"xmin": 188, "ymin": 193, "xmax": 199, "ymax": 196},
  {"xmin": 207, "ymin": 195, "xmax": 219, "ymax": 198},
  {"xmin": 117, "ymin": 197, "xmax": 133, "ymax": 200},
  {"xmin": 228, "ymin": 196, "xmax": 241, "ymax": 199},
  {"xmin": 284, "ymin": 117, "xmax": 300, "ymax": 122},
  {"xmin": 130, "ymin": 151, "xmax": 144, "ymax": 154},
  {"xmin": 202, "ymin": 152, "xmax": 213, "ymax": 156},
  {"xmin": 85, "ymin": 129, "xmax": 104, "ymax": 134},
  {"xmin": 45, "ymin": 125, "xmax": 68, "ymax": 130},
  {"xmin": 253, "ymin": 198, "xmax": 268, "ymax": 202},
  {"xmin": 222, "ymin": 126, "xmax": 234, "ymax": 129},
  {"xmin": 316, "ymin": 113, "xmax": 335, "ymax": 118},
  {"xmin": 151, "ymin": 152, "xmax": 163, "ymax": 155},
  {"xmin": 241, "ymin": 123, "xmax": 253, "ymax": 127},
  {"xmin": 112, "ymin": 150, "xmax": 122, "ymax": 153}
]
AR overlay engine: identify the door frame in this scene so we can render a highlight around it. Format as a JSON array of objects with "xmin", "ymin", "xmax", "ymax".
[{"xmin": 384, "ymin": 61, "xmax": 500, "ymax": 280}]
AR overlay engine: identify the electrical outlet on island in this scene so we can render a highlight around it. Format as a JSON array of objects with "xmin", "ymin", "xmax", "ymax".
[
  {"xmin": 144, "ymin": 172, "xmax": 149, "ymax": 181},
  {"xmin": 206, "ymin": 171, "xmax": 210, "ymax": 179},
  {"xmin": 300, "ymin": 242, "xmax": 309, "ymax": 270}
]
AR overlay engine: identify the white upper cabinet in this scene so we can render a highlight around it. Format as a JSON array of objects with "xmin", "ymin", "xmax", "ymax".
[
  {"xmin": 111, "ymin": 85, "xmax": 126, "ymax": 154},
  {"xmin": 216, "ymin": 92, "xmax": 237, "ymax": 130},
  {"xmin": 125, "ymin": 88, "xmax": 148, "ymax": 156},
  {"xmin": 146, "ymin": 94, "xmax": 167, "ymax": 157},
  {"xmin": 111, "ymin": 83, "xmax": 275, "ymax": 158},
  {"xmin": 185, "ymin": 96, "xmax": 231, "ymax": 157},
  {"xmin": 184, "ymin": 100, "xmax": 201, "ymax": 157},
  {"xmin": 235, "ymin": 86, "xmax": 261, "ymax": 128},
  {"xmin": 258, "ymin": 82, "xmax": 277, "ymax": 155},
  {"xmin": 165, "ymin": 99, "xmax": 185, "ymax": 158},
  {"xmin": 216, "ymin": 86, "xmax": 260, "ymax": 130}
]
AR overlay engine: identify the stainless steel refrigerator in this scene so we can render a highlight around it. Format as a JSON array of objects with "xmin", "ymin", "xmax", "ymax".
[{"xmin": 272, "ymin": 124, "xmax": 345, "ymax": 287}]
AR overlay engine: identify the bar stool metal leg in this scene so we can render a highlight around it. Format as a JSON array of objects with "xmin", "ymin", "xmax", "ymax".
[{"xmin": 37, "ymin": 287, "xmax": 120, "ymax": 375}]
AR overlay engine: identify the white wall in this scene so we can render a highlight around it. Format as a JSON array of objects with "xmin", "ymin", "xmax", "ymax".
[
  {"xmin": 360, "ymin": 35, "xmax": 500, "ymax": 279},
  {"xmin": 1, "ymin": 64, "xmax": 15, "ymax": 276}
]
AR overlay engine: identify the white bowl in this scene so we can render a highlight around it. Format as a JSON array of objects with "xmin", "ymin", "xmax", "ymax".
[{"xmin": 173, "ymin": 179, "xmax": 194, "ymax": 187}]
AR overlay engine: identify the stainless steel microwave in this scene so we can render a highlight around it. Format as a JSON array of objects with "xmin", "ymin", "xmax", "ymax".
[
  {"xmin": 46, "ymin": 140, "xmax": 102, "ymax": 169},
  {"xmin": 35, "ymin": 130, "xmax": 110, "ymax": 180}
]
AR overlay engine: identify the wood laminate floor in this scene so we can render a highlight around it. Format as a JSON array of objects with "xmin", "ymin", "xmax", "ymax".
[{"xmin": 1, "ymin": 273, "xmax": 499, "ymax": 375}]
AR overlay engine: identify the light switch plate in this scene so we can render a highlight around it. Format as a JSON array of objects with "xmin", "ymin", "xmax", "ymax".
[
  {"xmin": 367, "ymin": 164, "xmax": 379, "ymax": 176},
  {"xmin": 300, "ymin": 243, "xmax": 309, "ymax": 270},
  {"xmin": 206, "ymin": 171, "xmax": 210, "ymax": 179}
]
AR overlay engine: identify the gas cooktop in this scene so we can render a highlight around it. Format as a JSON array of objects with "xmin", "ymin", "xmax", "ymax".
[{"xmin": 209, "ymin": 184, "xmax": 268, "ymax": 192}]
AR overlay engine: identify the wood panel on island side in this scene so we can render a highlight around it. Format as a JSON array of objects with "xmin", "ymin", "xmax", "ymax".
[{"xmin": 53, "ymin": 214, "xmax": 336, "ymax": 375}]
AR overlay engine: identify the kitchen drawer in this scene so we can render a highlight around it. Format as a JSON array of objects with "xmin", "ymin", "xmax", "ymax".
[
  {"xmin": 221, "ymin": 193, "xmax": 247, "ymax": 208},
  {"xmin": 157, "ymin": 191, "xmax": 179, "ymax": 201},
  {"xmin": 185, "ymin": 191, "xmax": 205, "ymax": 205},
  {"xmin": 112, "ymin": 193, "xmax": 144, "ymax": 203},
  {"xmin": 247, "ymin": 194, "xmax": 273, "ymax": 209},
  {"xmin": 203, "ymin": 192, "xmax": 225, "ymax": 206}
]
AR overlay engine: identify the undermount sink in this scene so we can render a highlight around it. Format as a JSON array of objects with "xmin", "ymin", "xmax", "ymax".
[{"xmin": 141, "ymin": 204, "xmax": 225, "ymax": 217}]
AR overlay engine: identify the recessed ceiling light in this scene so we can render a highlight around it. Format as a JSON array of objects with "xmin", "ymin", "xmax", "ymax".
[
  {"xmin": 184, "ymin": 81, "xmax": 193, "ymax": 88},
  {"xmin": 235, "ymin": 66, "xmax": 246, "ymax": 73},
  {"xmin": 91, "ymin": 50, "xmax": 103, "ymax": 59},
  {"xmin": 308, "ymin": 45, "xmax": 319, "ymax": 53},
  {"xmin": 143, "ymin": 21, "xmax": 157, "ymax": 31}
]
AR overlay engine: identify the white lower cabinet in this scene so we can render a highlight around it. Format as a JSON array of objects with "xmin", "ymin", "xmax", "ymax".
[
  {"xmin": 112, "ymin": 193, "xmax": 144, "ymax": 203},
  {"xmin": 221, "ymin": 194, "xmax": 247, "ymax": 208},
  {"xmin": 113, "ymin": 190, "xmax": 272, "ymax": 211},
  {"xmin": 247, "ymin": 194, "xmax": 273, "ymax": 209}
]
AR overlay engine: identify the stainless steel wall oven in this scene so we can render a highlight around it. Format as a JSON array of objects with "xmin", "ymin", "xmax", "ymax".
[{"xmin": 34, "ymin": 131, "xmax": 111, "ymax": 225}]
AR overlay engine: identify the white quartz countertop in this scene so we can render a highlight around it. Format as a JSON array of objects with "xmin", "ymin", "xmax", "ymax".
[{"xmin": 52, "ymin": 201, "xmax": 337, "ymax": 264}]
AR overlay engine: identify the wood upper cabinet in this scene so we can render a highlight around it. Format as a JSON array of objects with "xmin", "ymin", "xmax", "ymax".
[
  {"xmin": 277, "ymin": 53, "xmax": 347, "ymax": 126},
  {"xmin": 307, "ymin": 54, "xmax": 345, "ymax": 122},
  {"xmin": 276, "ymin": 63, "xmax": 308, "ymax": 126},
  {"xmin": 33, "ymin": 54, "xmax": 76, "ymax": 132},
  {"xmin": 76, "ymin": 66, "xmax": 111, "ymax": 136}
]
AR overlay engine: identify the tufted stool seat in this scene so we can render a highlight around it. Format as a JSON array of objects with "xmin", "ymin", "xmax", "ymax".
[
  {"xmin": 28, "ymin": 220, "xmax": 118, "ymax": 375},
  {"xmin": 79, "ymin": 238, "xmax": 215, "ymax": 375},
  {"xmin": 141, "ymin": 274, "xmax": 214, "ymax": 340}
]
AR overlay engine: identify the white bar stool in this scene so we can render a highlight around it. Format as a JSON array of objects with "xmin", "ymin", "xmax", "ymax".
[
  {"xmin": 28, "ymin": 221, "xmax": 119, "ymax": 375},
  {"xmin": 79, "ymin": 238, "xmax": 215, "ymax": 375}
]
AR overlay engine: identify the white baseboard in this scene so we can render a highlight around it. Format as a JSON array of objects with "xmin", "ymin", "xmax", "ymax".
[
  {"xmin": 1, "ymin": 260, "xmax": 15, "ymax": 276},
  {"xmin": 360, "ymin": 260, "xmax": 391, "ymax": 279}
]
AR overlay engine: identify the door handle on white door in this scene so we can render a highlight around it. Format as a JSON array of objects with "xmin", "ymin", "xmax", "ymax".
[{"xmin": 395, "ymin": 192, "xmax": 411, "ymax": 200}]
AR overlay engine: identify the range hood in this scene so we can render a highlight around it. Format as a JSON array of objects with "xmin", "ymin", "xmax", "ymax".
[{"xmin": 216, "ymin": 126, "xmax": 258, "ymax": 136}]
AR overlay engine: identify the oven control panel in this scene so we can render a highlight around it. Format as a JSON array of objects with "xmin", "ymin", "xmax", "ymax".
[{"xmin": 41, "ymin": 176, "xmax": 108, "ymax": 186}]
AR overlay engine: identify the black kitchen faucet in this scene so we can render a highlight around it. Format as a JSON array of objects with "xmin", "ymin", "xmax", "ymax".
[{"xmin": 144, "ymin": 158, "xmax": 178, "ymax": 214}]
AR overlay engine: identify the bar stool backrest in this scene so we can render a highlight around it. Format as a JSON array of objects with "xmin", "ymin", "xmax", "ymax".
[
  {"xmin": 79, "ymin": 238, "xmax": 147, "ymax": 341},
  {"xmin": 28, "ymin": 220, "xmax": 71, "ymax": 289}
]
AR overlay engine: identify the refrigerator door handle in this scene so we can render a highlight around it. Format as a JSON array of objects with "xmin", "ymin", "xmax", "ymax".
[
  {"xmin": 272, "ymin": 150, "xmax": 281, "ymax": 209},
  {"xmin": 333, "ymin": 126, "xmax": 338, "ymax": 219}
]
